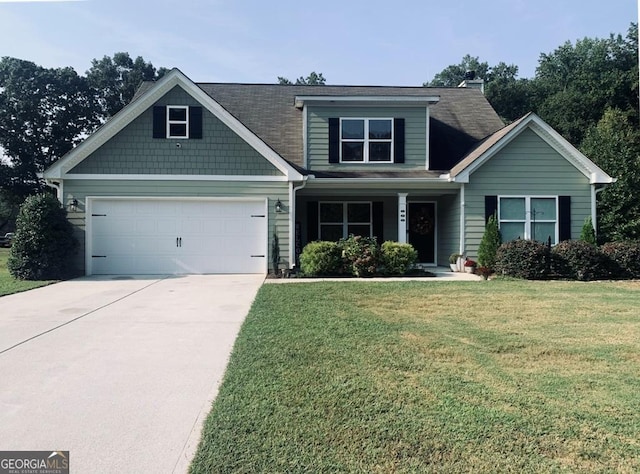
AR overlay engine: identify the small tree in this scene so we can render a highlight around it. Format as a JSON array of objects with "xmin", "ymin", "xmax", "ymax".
[
  {"xmin": 8, "ymin": 193, "xmax": 78, "ymax": 280},
  {"xmin": 580, "ymin": 216, "xmax": 597, "ymax": 245},
  {"xmin": 477, "ymin": 214, "xmax": 501, "ymax": 269}
]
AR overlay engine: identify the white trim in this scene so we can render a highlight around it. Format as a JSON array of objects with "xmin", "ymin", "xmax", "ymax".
[
  {"xmin": 339, "ymin": 117, "xmax": 394, "ymax": 163},
  {"xmin": 459, "ymin": 184, "xmax": 465, "ymax": 255},
  {"xmin": 397, "ymin": 193, "xmax": 408, "ymax": 244},
  {"xmin": 44, "ymin": 69, "xmax": 303, "ymax": 181},
  {"xmin": 302, "ymin": 104, "xmax": 308, "ymax": 169},
  {"xmin": 454, "ymin": 113, "xmax": 614, "ymax": 185},
  {"xmin": 498, "ymin": 195, "xmax": 559, "ymax": 244},
  {"xmin": 294, "ymin": 95, "xmax": 440, "ymax": 108},
  {"xmin": 166, "ymin": 105, "xmax": 189, "ymax": 138},
  {"xmin": 425, "ymin": 106, "xmax": 430, "ymax": 170},
  {"xmin": 84, "ymin": 196, "xmax": 269, "ymax": 276},
  {"xmin": 591, "ymin": 185, "xmax": 597, "ymax": 233},
  {"xmin": 62, "ymin": 174, "xmax": 289, "ymax": 182}
]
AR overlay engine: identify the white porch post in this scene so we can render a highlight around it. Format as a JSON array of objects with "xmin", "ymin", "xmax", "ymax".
[{"xmin": 398, "ymin": 193, "xmax": 408, "ymax": 243}]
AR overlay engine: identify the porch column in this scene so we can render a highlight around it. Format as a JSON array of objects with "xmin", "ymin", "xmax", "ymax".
[{"xmin": 398, "ymin": 193, "xmax": 408, "ymax": 243}]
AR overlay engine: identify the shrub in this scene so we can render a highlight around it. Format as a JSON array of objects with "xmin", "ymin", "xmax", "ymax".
[
  {"xmin": 8, "ymin": 193, "xmax": 78, "ymax": 280},
  {"xmin": 580, "ymin": 217, "xmax": 597, "ymax": 245},
  {"xmin": 551, "ymin": 240, "xmax": 609, "ymax": 281},
  {"xmin": 495, "ymin": 239, "xmax": 548, "ymax": 280},
  {"xmin": 380, "ymin": 241, "xmax": 417, "ymax": 275},
  {"xmin": 340, "ymin": 235, "xmax": 379, "ymax": 277},
  {"xmin": 601, "ymin": 241, "xmax": 640, "ymax": 279},
  {"xmin": 299, "ymin": 241, "xmax": 343, "ymax": 276},
  {"xmin": 477, "ymin": 214, "xmax": 501, "ymax": 270}
]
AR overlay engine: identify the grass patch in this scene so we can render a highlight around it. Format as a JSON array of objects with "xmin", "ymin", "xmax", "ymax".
[
  {"xmin": 191, "ymin": 280, "xmax": 640, "ymax": 473},
  {"xmin": 0, "ymin": 248, "xmax": 56, "ymax": 296}
]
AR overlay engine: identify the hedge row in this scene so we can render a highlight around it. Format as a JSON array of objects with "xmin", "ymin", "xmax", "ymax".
[
  {"xmin": 495, "ymin": 239, "xmax": 640, "ymax": 281},
  {"xmin": 299, "ymin": 236, "xmax": 418, "ymax": 277}
]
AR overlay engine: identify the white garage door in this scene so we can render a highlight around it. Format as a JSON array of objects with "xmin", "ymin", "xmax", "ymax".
[{"xmin": 89, "ymin": 199, "xmax": 267, "ymax": 274}]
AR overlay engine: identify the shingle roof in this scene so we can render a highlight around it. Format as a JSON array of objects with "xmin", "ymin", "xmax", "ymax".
[{"xmin": 134, "ymin": 81, "xmax": 505, "ymax": 171}]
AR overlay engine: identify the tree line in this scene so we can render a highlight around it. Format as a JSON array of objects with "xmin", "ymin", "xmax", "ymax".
[{"xmin": 1, "ymin": 24, "xmax": 638, "ymax": 241}]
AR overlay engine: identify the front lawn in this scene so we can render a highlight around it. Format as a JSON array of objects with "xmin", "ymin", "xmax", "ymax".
[
  {"xmin": 191, "ymin": 280, "xmax": 640, "ymax": 473},
  {"xmin": 0, "ymin": 248, "xmax": 56, "ymax": 296}
]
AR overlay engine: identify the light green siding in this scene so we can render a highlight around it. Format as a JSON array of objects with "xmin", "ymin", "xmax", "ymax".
[
  {"xmin": 63, "ymin": 179, "xmax": 290, "ymax": 274},
  {"xmin": 307, "ymin": 106, "xmax": 427, "ymax": 170},
  {"xmin": 437, "ymin": 193, "xmax": 460, "ymax": 266},
  {"xmin": 70, "ymin": 86, "xmax": 282, "ymax": 176},
  {"xmin": 464, "ymin": 128, "xmax": 592, "ymax": 259}
]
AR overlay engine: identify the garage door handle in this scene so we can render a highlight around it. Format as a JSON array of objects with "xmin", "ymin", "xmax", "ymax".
[
  {"xmin": 176, "ymin": 237, "xmax": 179, "ymax": 247},
  {"xmin": 176, "ymin": 237, "xmax": 183, "ymax": 247},
  {"xmin": 251, "ymin": 255, "xmax": 265, "ymax": 258},
  {"xmin": 179, "ymin": 237, "xmax": 182, "ymax": 247}
]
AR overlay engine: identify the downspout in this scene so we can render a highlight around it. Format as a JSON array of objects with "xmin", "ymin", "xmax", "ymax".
[
  {"xmin": 289, "ymin": 176, "xmax": 309, "ymax": 269},
  {"xmin": 45, "ymin": 180, "xmax": 63, "ymax": 205},
  {"xmin": 459, "ymin": 183, "xmax": 465, "ymax": 255},
  {"xmin": 592, "ymin": 185, "xmax": 607, "ymax": 237}
]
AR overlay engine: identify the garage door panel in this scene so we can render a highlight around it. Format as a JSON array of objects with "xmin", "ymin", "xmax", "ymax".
[{"xmin": 90, "ymin": 199, "xmax": 267, "ymax": 274}]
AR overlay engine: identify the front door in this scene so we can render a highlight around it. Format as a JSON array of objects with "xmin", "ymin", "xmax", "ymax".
[{"xmin": 408, "ymin": 202, "xmax": 436, "ymax": 264}]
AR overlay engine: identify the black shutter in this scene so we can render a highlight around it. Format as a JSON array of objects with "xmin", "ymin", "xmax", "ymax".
[
  {"xmin": 559, "ymin": 196, "xmax": 571, "ymax": 241},
  {"xmin": 485, "ymin": 195, "xmax": 498, "ymax": 224},
  {"xmin": 153, "ymin": 106, "xmax": 166, "ymax": 138},
  {"xmin": 189, "ymin": 106, "xmax": 203, "ymax": 139},
  {"xmin": 394, "ymin": 118, "xmax": 405, "ymax": 163},
  {"xmin": 372, "ymin": 202, "xmax": 384, "ymax": 243},
  {"xmin": 307, "ymin": 201, "xmax": 319, "ymax": 242},
  {"xmin": 328, "ymin": 118, "xmax": 339, "ymax": 163}
]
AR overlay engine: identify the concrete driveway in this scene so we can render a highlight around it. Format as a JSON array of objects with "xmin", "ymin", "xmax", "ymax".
[{"xmin": 0, "ymin": 274, "xmax": 264, "ymax": 473}]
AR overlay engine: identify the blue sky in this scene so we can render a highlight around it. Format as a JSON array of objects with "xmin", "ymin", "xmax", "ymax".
[{"xmin": 0, "ymin": 0, "xmax": 637, "ymax": 85}]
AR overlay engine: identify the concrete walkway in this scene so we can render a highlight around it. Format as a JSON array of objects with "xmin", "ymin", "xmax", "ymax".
[
  {"xmin": 265, "ymin": 266, "xmax": 482, "ymax": 283},
  {"xmin": 0, "ymin": 274, "xmax": 264, "ymax": 473}
]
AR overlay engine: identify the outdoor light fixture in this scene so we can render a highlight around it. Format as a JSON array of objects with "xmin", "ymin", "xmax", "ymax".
[
  {"xmin": 69, "ymin": 198, "xmax": 78, "ymax": 212},
  {"xmin": 275, "ymin": 199, "xmax": 283, "ymax": 213}
]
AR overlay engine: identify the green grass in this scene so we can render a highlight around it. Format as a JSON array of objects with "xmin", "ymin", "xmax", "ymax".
[
  {"xmin": 0, "ymin": 248, "xmax": 56, "ymax": 296},
  {"xmin": 191, "ymin": 280, "xmax": 640, "ymax": 473}
]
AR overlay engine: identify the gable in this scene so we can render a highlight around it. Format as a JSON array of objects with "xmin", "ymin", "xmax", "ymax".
[{"xmin": 68, "ymin": 86, "xmax": 282, "ymax": 177}]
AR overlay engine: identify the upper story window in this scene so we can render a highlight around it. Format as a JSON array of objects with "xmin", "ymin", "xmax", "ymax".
[
  {"xmin": 152, "ymin": 105, "xmax": 203, "ymax": 140},
  {"xmin": 340, "ymin": 118, "xmax": 393, "ymax": 163},
  {"xmin": 499, "ymin": 196, "xmax": 558, "ymax": 245},
  {"xmin": 167, "ymin": 106, "xmax": 189, "ymax": 138}
]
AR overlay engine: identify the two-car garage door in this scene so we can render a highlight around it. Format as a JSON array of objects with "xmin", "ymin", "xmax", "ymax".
[{"xmin": 89, "ymin": 199, "xmax": 267, "ymax": 274}]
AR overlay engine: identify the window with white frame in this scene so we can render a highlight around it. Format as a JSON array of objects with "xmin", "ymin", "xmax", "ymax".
[
  {"xmin": 319, "ymin": 202, "xmax": 372, "ymax": 240},
  {"xmin": 499, "ymin": 196, "xmax": 558, "ymax": 244},
  {"xmin": 167, "ymin": 106, "xmax": 189, "ymax": 138},
  {"xmin": 341, "ymin": 118, "xmax": 393, "ymax": 162}
]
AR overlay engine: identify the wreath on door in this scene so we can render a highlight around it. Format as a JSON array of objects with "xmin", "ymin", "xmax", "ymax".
[{"xmin": 410, "ymin": 207, "xmax": 434, "ymax": 235}]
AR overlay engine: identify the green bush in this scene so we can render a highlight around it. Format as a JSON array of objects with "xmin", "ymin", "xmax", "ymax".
[
  {"xmin": 380, "ymin": 241, "xmax": 418, "ymax": 275},
  {"xmin": 601, "ymin": 241, "xmax": 640, "ymax": 279},
  {"xmin": 299, "ymin": 241, "xmax": 343, "ymax": 276},
  {"xmin": 477, "ymin": 213, "xmax": 501, "ymax": 270},
  {"xmin": 580, "ymin": 217, "xmax": 597, "ymax": 245},
  {"xmin": 495, "ymin": 239, "xmax": 548, "ymax": 280},
  {"xmin": 8, "ymin": 193, "xmax": 78, "ymax": 280},
  {"xmin": 340, "ymin": 235, "xmax": 379, "ymax": 277},
  {"xmin": 551, "ymin": 240, "xmax": 609, "ymax": 281}
]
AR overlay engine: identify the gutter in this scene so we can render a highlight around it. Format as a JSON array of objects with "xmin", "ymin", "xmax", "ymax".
[{"xmin": 289, "ymin": 177, "xmax": 309, "ymax": 268}]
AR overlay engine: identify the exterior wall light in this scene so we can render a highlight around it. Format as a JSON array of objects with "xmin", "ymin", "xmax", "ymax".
[
  {"xmin": 275, "ymin": 199, "xmax": 283, "ymax": 213},
  {"xmin": 69, "ymin": 198, "xmax": 78, "ymax": 212}
]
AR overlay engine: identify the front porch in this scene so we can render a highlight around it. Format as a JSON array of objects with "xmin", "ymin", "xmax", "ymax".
[{"xmin": 294, "ymin": 181, "xmax": 463, "ymax": 267}]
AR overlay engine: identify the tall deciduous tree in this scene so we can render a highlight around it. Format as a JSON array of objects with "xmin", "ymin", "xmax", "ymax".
[
  {"xmin": 87, "ymin": 52, "xmax": 168, "ymax": 119},
  {"xmin": 580, "ymin": 108, "xmax": 640, "ymax": 242},
  {"xmin": 0, "ymin": 57, "xmax": 99, "ymax": 201}
]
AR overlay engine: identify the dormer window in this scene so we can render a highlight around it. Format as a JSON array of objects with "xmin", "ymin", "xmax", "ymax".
[
  {"xmin": 167, "ymin": 106, "xmax": 189, "ymax": 138},
  {"xmin": 341, "ymin": 118, "xmax": 393, "ymax": 162}
]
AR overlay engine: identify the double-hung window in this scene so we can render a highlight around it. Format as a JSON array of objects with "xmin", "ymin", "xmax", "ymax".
[
  {"xmin": 167, "ymin": 106, "xmax": 189, "ymax": 138},
  {"xmin": 340, "ymin": 118, "xmax": 393, "ymax": 162},
  {"xmin": 499, "ymin": 196, "xmax": 558, "ymax": 244},
  {"xmin": 319, "ymin": 202, "xmax": 372, "ymax": 240}
]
